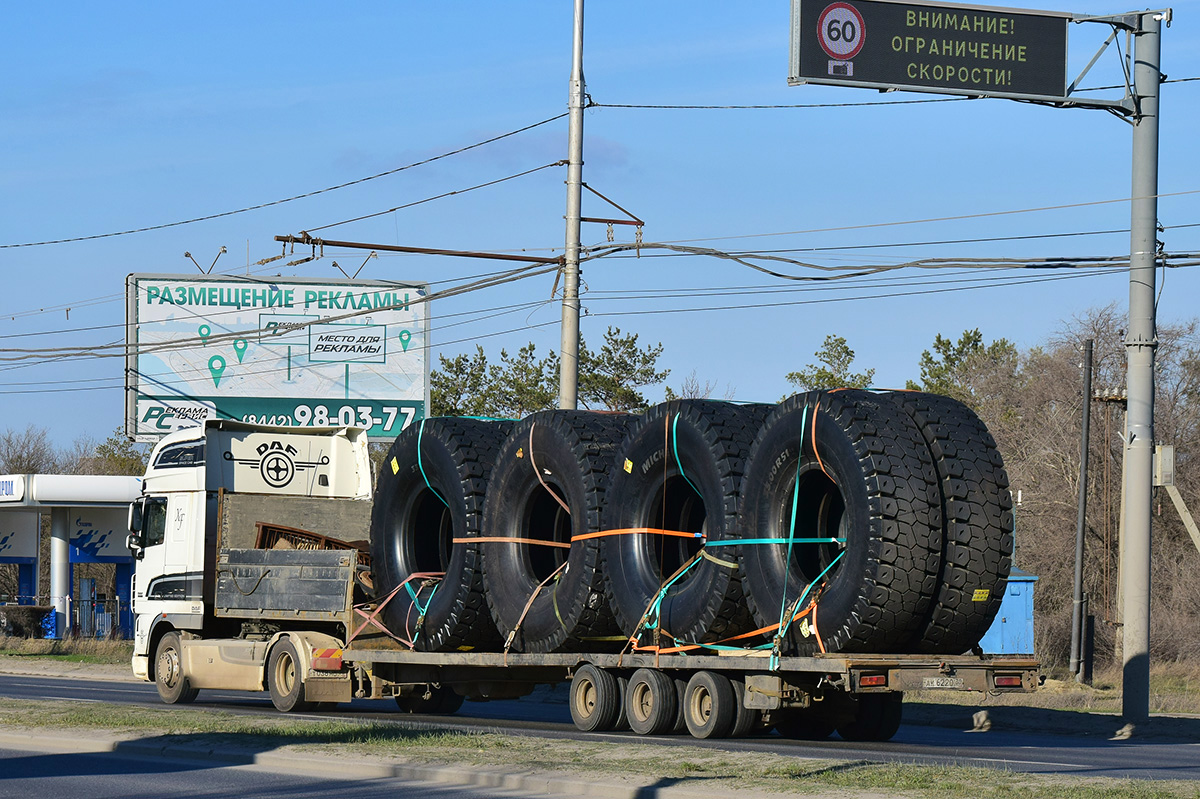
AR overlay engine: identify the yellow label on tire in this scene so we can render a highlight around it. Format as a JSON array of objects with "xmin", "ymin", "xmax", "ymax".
[
  {"xmin": 972, "ymin": 589, "xmax": 990, "ymax": 602},
  {"xmin": 390, "ymin": 457, "xmax": 399, "ymax": 474},
  {"xmin": 623, "ymin": 458, "xmax": 633, "ymax": 473}
]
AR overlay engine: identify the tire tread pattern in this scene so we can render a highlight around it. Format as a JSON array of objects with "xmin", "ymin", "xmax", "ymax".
[{"xmin": 885, "ymin": 391, "xmax": 1014, "ymax": 654}]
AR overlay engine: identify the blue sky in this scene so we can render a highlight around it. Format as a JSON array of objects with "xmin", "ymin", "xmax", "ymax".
[{"xmin": 1, "ymin": 2, "xmax": 1198, "ymax": 445}]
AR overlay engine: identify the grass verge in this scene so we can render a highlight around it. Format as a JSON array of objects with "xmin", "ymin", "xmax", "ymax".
[
  {"xmin": 0, "ymin": 698, "xmax": 1195, "ymax": 799},
  {"xmin": 0, "ymin": 636, "xmax": 132, "ymax": 665}
]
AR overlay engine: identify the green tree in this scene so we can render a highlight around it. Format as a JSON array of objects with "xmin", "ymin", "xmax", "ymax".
[
  {"xmin": 906, "ymin": 328, "xmax": 1018, "ymax": 406},
  {"xmin": 430, "ymin": 346, "xmax": 493, "ymax": 417},
  {"xmin": 489, "ymin": 343, "xmax": 559, "ymax": 419},
  {"xmin": 578, "ymin": 327, "xmax": 669, "ymax": 413},
  {"xmin": 428, "ymin": 328, "xmax": 670, "ymax": 418},
  {"xmin": 785, "ymin": 335, "xmax": 874, "ymax": 392}
]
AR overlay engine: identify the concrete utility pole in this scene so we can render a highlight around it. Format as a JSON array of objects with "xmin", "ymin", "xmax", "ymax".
[
  {"xmin": 1122, "ymin": 10, "xmax": 1164, "ymax": 725},
  {"xmin": 559, "ymin": 0, "xmax": 585, "ymax": 410}
]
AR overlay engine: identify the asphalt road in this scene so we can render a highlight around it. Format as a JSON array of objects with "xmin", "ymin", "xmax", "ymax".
[{"xmin": 1, "ymin": 673, "xmax": 1197, "ymax": 781}]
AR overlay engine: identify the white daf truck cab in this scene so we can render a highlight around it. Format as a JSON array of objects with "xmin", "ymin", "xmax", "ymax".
[{"xmin": 125, "ymin": 420, "xmax": 371, "ymax": 703}]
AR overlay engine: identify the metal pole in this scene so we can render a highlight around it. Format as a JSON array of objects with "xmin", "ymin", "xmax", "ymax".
[
  {"xmin": 1070, "ymin": 339, "xmax": 1093, "ymax": 679},
  {"xmin": 1122, "ymin": 10, "xmax": 1163, "ymax": 725},
  {"xmin": 50, "ymin": 507, "xmax": 69, "ymax": 639},
  {"xmin": 559, "ymin": 0, "xmax": 585, "ymax": 410}
]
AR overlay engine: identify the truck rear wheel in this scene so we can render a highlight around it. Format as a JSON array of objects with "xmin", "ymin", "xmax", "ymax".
[
  {"xmin": 569, "ymin": 664, "xmax": 622, "ymax": 732},
  {"xmin": 773, "ymin": 708, "xmax": 836, "ymax": 740},
  {"xmin": 728, "ymin": 679, "xmax": 761, "ymax": 738},
  {"xmin": 836, "ymin": 693, "xmax": 904, "ymax": 742},
  {"xmin": 625, "ymin": 668, "xmax": 678, "ymax": 736},
  {"xmin": 267, "ymin": 639, "xmax": 312, "ymax": 712},
  {"xmin": 682, "ymin": 670, "xmax": 736, "ymax": 739},
  {"xmin": 154, "ymin": 632, "xmax": 198, "ymax": 705},
  {"xmin": 395, "ymin": 684, "xmax": 463, "ymax": 715},
  {"xmin": 737, "ymin": 390, "xmax": 941, "ymax": 656}
]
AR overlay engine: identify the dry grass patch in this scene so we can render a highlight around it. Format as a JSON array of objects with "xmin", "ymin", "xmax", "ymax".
[{"xmin": 0, "ymin": 635, "xmax": 132, "ymax": 665}]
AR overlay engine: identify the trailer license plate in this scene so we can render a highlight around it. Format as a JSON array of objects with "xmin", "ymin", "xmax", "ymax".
[{"xmin": 922, "ymin": 676, "xmax": 965, "ymax": 689}]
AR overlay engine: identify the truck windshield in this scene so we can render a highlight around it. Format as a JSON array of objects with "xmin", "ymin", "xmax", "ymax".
[{"xmin": 143, "ymin": 497, "xmax": 168, "ymax": 547}]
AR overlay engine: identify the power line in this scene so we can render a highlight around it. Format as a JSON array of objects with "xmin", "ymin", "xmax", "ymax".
[
  {"xmin": 643, "ymin": 189, "xmax": 1200, "ymax": 247},
  {"xmin": 304, "ymin": 161, "xmax": 566, "ymax": 233},
  {"xmin": 0, "ymin": 113, "xmax": 568, "ymax": 250}
]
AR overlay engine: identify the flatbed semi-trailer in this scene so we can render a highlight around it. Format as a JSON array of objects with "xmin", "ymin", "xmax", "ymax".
[{"xmin": 127, "ymin": 419, "xmax": 1037, "ymax": 742}]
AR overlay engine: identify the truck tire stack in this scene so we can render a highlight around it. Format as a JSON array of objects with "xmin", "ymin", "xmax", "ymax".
[{"xmin": 370, "ymin": 390, "xmax": 1013, "ymax": 657}]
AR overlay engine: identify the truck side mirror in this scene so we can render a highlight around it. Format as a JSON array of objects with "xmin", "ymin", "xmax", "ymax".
[
  {"xmin": 127, "ymin": 501, "xmax": 145, "ymax": 559},
  {"xmin": 128, "ymin": 500, "xmax": 143, "ymax": 533}
]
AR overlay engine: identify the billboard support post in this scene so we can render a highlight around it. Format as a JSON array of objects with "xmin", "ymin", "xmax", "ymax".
[{"xmin": 1122, "ymin": 9, "xmax": 1163, "ymax": 725}]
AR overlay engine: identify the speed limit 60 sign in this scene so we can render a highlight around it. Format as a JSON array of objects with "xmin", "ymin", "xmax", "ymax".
[
  {"xmin": 817, "ymin": 3, "xmax": 865, "ymax": 62},
  {"xmin": 790, "ymin": 0, "xmax": 1069, "ymax": 101}
]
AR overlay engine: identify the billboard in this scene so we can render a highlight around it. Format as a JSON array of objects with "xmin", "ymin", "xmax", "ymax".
[
  {"xmin": 0, "ymin": 512, "xmax": 39, "ymax": 561},
  {"xmin": 790, "ymin": 0, "xmax": 1069, "ymax": 101},
  {"xmin": 126, "ymin": 274, "xmax": 429, "ymax": 441},
  {"xmin": 70, "ymin": 508, "xmax": 130, "ymax": 563}
]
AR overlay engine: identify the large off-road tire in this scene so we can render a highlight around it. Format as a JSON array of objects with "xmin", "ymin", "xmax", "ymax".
[
  {"xmin": 884, "ymin": 392, "xmax": 1014, "ymax": 654},
  {"xmin": 370, "ymin": 417, "xmax": 513, "ymax": 651},
  {"xmin": 737, "ymin": 390, "xmax": 942, "ymax": 655},
  {"xmin": 481, "ymin": 410, "xmax": 635, "ymax": 653},
  {"xmin": 602, "ymin": 400, "xmax": 771, "ymax": 646},
  {"xmin": 267, "ymin": 638, "xmax": 312, "ymax": 713},
  {"xmin": 154, "ymin": 631, "xmax": 199, "ymax": 704}
]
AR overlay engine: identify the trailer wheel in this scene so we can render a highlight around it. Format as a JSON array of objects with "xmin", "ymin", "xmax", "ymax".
[
  {"xmin": 482, "ymin": 411, "xmax": 635, "ymax": 653},
  {"xmin": 738, "ymin": 390, "xmax": 941, "ymax": 655},
  {"xmin": 683, "ymin": 671, "xmax": 737, "ymax": 739},
  {"xmin": 602, "ymin": 400, "xmax": 771, "ymax": 645},
  {"xmin": 570, "ymin": 664, "xmax": 622, "ymax": 732},
  {"xmin": 395, "ymin": 684, "xmax": 463, "ymax": 715},
  {"xmin": 836, "ymin": 693, "xmax": 904, "ymax": 742},
  {"xmin": 154, "ymin": 632, "xmax": 198, "ymax": 705},
  {"xmin": 884, "ymin": 392, "xmax": 1013, "ymax": 654},
  {"xmin": 371, "ymin": 417, "xmax": 514, "ymax": 652},
  {"xmin": 772, "ymin": 708, "xmax": 836, "ymax": 740},
  {"xmin": 613, "ymin": 675, "xmax": 631, "ymax": 731},
  {"xmin": 625, "ymin": 668, "xmax": 678, "ymax": 736},
  {"xmin": 728, "ymin": 679, "xmax": 761, "ymax": 738},
  {"xmin": 267, "ymin": 639, "xmax": 312, "ymax": 712}
]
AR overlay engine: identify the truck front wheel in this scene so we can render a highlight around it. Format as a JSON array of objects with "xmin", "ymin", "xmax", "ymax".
[
  {"xmin": 267, "ymin": 639, "xmax": 313, "ymax": 712},
  {"xmin": 155, "ymin": 632, "xmax": 199, "ymax": 704}
]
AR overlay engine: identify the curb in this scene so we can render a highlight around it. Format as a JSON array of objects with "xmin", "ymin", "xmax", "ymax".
[{"xmin": 0, "ymin": 730, "xmax": 782, "ymax": 799}]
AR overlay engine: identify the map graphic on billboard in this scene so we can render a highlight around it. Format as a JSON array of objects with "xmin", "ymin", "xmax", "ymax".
[{"xmin": 126, "ymin": 274, "xmax": 429, "ymax": 441}]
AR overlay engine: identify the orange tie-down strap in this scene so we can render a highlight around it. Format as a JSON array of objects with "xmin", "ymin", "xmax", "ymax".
[
  {"xmin": 628, "ymin": 599, "xmax": 820, "ymax": 655},
  {"xmin": 452, "ymin": 528, "xmax": 704, "ymax": 548}
]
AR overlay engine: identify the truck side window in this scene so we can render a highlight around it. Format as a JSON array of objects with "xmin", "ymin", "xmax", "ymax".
[
  {"xmin": 154, "ymin": 442, "xmax": 205, "ymax": 469},
  {"xmin": 143, "ymin": 498, "xmax": 168, "ymax": 548}
]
